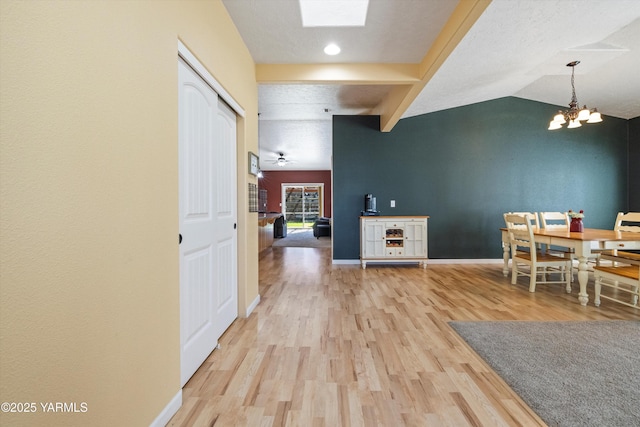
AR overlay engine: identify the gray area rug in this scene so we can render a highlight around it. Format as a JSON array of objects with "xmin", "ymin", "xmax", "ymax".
[
  {"xmin": 272, "ymin": 228, "xmax": 331, "ymax": 248},
  {"xmin": 449, "ymin": 320, "xmax": 640, "ymax": 427}
]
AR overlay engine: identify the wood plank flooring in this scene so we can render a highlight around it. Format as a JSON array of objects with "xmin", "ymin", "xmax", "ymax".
[{"xmin": 168, "ymin": 247, "xmax": 639, "ymax": 426}]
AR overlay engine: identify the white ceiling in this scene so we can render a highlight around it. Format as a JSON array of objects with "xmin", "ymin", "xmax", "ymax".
[{"xmin": 222, "ymin": 0, "xmax": 640, "ymax": 171}]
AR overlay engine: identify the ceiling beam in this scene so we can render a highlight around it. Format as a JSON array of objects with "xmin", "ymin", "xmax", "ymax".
[
  {"xmin": 256, "ymin": 63, "xmax": 419, "ymax": 85},
  {"xmin": 255, "ymin": 0, "xmax": 492, "ymax": 132},
  {"xmin": 379, "ymin": 0, "xmax": 492, "ymax": 132}
]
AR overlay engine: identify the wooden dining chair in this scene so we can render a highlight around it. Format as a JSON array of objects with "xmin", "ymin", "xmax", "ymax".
[
  {"xmin": 506, "ymin": 212, "xmax": 541, "ymax": 253},
  {"xmin": 504, "ymin": 213, "xmax": 573, "ymax": 293},
  {"xmin": 539, "ymin": 211, "xmax": 579, "ymax": 279},
  {"xmin": 593, "ymin": 251, "xmax": 640, "ymax": 308},
  {"xmin": 508, "ymin": 212, "xmax": 539, "ymax": 229},
  {"xmin": 539, "ymin": 211, "xmax": 570, "ymax": 230},
  {"xmin": 614, "ymin": 211, "xmax": 640, "ymax": 232},
  {"xmin": 593, "ymin": 212, "xmax": 640, "ymax": 265}
]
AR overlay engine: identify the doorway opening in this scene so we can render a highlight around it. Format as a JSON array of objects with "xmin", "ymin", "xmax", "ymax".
[{"xmin": 282, "ymin": 184, "xmax": 324, "ymax": 229}]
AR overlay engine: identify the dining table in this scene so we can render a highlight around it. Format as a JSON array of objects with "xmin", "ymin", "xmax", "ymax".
[{"xmin": 501, "ymin": 227, "xmax": 640, "ymax": 306}]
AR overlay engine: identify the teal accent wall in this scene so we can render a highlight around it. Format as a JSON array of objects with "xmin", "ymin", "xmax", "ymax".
[
  {"xmin": 333, "ymin": 97, "xmax": 631, "ymax": 260},
  {"xmin": 629, "ymin": 116, "xmax": 640, "ymax": 211}
]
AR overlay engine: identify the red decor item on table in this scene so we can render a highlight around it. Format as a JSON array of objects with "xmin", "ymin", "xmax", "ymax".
[
  {"xmin": 570, "ymin": 217, "xmax": 584, "ymax": 232},
  {"xmin": 568, "ymin": 210, "xmax": 585, "ymax": 232}
]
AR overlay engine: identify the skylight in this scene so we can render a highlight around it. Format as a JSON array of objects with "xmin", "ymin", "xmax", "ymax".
[{"xmin": 299, "ymin": 0, "xmax": 369, "ymax": 27}]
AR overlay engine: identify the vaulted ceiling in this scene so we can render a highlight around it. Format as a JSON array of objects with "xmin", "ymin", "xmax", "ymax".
[{"xmin": 222, "ymin": 0, "xmax": 640, "ymax": 170}]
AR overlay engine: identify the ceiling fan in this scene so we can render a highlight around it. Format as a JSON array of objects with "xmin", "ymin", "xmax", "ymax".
[{"xmin": 271, "ymin": 152, "xmax": 292, "ymax": 167}]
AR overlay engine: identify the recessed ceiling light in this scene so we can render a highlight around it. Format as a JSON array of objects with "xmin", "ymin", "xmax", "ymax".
[
  {"xmin": 324, "ymin": 43, "xmax": 341, "ymax": 55},
  {"xmin": 299, "ymin": 0, "xmax": 369, "ymax": 27}
]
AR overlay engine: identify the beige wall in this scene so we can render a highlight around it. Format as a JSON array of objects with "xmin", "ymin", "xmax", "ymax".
[{"xmin": 0, "ymin": 1, "xmax": 258, "ymax": 425}]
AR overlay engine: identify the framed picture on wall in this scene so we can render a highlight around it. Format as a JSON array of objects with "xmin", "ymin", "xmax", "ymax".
[
  {"xmin": 248, "ymin": 183, "xmax": 258, "ymax": 212},
  {"xmin": 248, "ymin": 152, "xmax": 259, "ymax": 176}
]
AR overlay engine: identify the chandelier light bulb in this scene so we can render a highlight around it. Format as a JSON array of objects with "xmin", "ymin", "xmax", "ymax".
[
  {"xmin": 567, "ymin": 119, "xmax": 582, "ymax": 129},
  {"xmin": 577, "ymin": 106, "xmax": 591, "ymax": 121},
  {"xmin": 548, "ymin": 120, "xmax": 562, "ymax": 130},
  {"xmin": 587, "ymin": 109, "xmax": 602, "ymax": 123},
  {"xmin": 553, "ymin": 112, "xmax": 566, "ymax": 124}
]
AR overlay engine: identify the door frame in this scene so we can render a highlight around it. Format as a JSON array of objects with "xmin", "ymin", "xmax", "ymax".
[{"xmin": 178, "ymin": 41, "xmax": 244, "ymax": 117}]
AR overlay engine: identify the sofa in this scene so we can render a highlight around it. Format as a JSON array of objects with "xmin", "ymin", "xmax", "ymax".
[{"xmin": 313, "ymin": 217, "xmax": 331, "ymax": 238}]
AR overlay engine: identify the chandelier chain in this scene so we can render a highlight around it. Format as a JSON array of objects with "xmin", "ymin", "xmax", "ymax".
[{"xmin": 570, "ymin": 65, "xmax": 578, "ymax": 108}]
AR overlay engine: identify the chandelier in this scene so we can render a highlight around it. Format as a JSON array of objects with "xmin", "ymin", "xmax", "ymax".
[{"xmin": 548, "ymin": 60, "xmax": 602, "ymax": 130}]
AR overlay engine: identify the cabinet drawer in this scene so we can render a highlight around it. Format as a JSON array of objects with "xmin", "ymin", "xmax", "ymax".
[
  {"xmin": 386, "ymin": 248, "xmax": 404, "ymax": 256},
  {"xmin": 386, "ymin": 222, "xmax": 403, "ymax": 228}
]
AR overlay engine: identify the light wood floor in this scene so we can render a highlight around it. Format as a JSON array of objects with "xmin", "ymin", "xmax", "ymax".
[{"xmin": 168, "ymin": 247, "xmax": 639, "ymax": 426}]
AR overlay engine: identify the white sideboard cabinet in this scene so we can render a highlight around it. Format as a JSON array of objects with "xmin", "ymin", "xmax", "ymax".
[{"xmin": 360, "ymin": 216, "xmax": 429, "ymax": 269}]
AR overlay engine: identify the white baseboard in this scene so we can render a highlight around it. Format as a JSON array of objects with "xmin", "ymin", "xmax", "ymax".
[
  {"xmin": 245, "ymin": 294, "xmax": 260, "ymax": 317},
  {"xmin": 332, "ymin": 258, "xmax": 505, "ymax": 265},
  {"xmin": 150, "ymin": 389, "xmax": 181, "ymax": 427}
]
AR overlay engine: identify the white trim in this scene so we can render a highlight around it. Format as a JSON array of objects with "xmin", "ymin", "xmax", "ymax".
[
  {"xmin": 332, "ymin": 258, "xmax": 504, "ymax": 265},
  {"xmin": 149, "ymin": 390, "xmax": 182, "ymax": 427},
  {"xmin": 245, "ymin": 294, "xmax": 261, "ymax": 317},
  {"xmin": 177, "ymin": 40, "xmax": 245, "ymax": 118}
]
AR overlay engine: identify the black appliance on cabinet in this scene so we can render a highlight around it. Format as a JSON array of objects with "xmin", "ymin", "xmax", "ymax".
[{"xmin": 361, "ymin": 193, "xmax": 380, "ymax": 216}]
